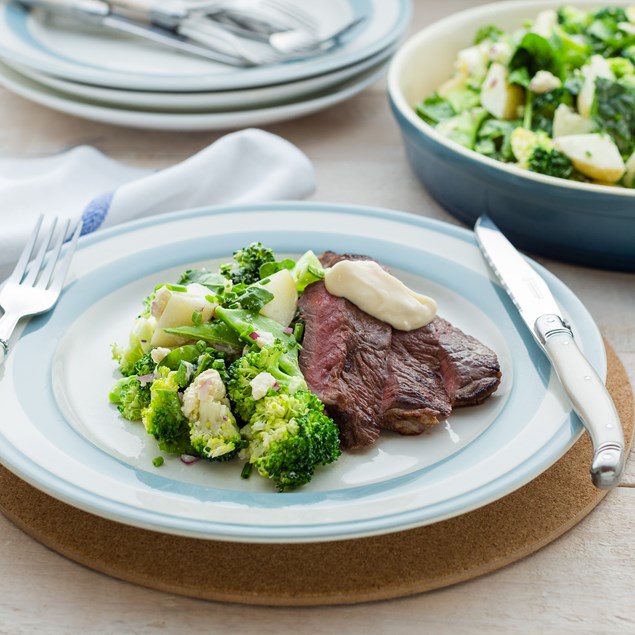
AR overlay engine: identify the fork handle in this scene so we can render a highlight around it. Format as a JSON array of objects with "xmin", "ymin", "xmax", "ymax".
[{"xmin": 0, "ymin": 311, "xmax": 21, "ymax": 367}]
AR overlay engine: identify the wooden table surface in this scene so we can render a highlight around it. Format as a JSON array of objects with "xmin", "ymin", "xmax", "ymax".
[{"xmin": 1, "ymin": 1, "xmax": 634, "ymax": 633}]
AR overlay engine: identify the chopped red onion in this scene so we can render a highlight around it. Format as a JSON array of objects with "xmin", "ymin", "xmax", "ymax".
[
  {"xmin": 272, "ymin": 381, "xmax": 280, "ymax": 390},
  {"xmin": 137, "ymin": 372, "xmax": 157, "ymax": 384},
  {"xmin": 180, "ymin": 454, "xmax": 200, "ymax": 465},
  {"xmin": 283, "ymin": 327, "xmax": 293, "ymax": 335},
  {"xmin": 249, "ymin": 331, "xmax": 259, "ymax": 340}
]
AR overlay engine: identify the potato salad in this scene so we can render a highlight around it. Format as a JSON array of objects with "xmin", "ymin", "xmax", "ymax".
[{"xmin": 415, "ymin": 5, "xmax": 635, "ymax": 187}]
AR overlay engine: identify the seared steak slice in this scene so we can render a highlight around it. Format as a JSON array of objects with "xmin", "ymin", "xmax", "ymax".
[
  {"xmin": 379, "ymin": 319, "xmax": 502, "ymax": 433},
  {"xmin": 298, "ymin": 281, "xmax": 392, "ymax": 450},
  {"xmin": 319, "ymin": 251, "xmax": 374, "ymax": 268},
  {"xmin": 380, "ymin": 325, "xmax": 451, "ymax": 433},
  {"xmin": 435, "ymin": 318, "xmax": 502, "ymax": 406}
]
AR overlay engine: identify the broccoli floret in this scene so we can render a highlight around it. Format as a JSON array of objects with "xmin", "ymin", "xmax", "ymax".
[
  {"xmin": 109, "ymin": 375, "xmax": 151, "ymax": 421},
  {"xmin": 133, "ymin": 351, "xmax": 156, "ymax": 376},
  {"xmin": 240, "ymin": 390, "xmax": 341, "ymax": 492},
  {"xmin": 181, "ymin": 369, "xmax": 244, "ymax": 461},
  {"xmin": 607, "ymin": 57, "xmax": 635, "ymax": 79},
  {"xmin": 111, "ymin": 315, "xmax": 157, "ymax": 376},
  {"xmin": 142, "ymin": 367, "xmax": 193, "ymax": 454},
  {"xmin": 221, "ymin": 306, "xmax": 341, "ymax": 490},
  {"xmin": 510, "ymin": 128, "xmax": 573, "ymax": 179},
  {"xmin": 219, "ymin": 242, "xmax": 276, "ymax": 285},
  {"xmin": 557, "ymin": 5, "xmax": 591, "ymax": 34},
  {"xmin": 528, "ymin": 146, "xmax": 574, "ymax": 179},
  {"xmin": 227, "ymin": 341, "xmax": 307, "ymax": 423}
]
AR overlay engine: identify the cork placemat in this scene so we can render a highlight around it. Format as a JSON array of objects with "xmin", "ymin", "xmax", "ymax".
[{"xmin": 0, "ymin": 343, "xmax": 632, "ymax": 606}]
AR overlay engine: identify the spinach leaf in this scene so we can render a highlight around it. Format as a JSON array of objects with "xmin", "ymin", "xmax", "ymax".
[
  {"xmin": 436, "ymin": 108, "xmax": 489, "ymax": 150},
  {"xmin": 552, "ymin": 26, "xmax": 591, "ymax": 69},
  {"xmin": 531, "ymin": 87, "xmax": 575, "ymax": 135},
  {"xmin": 235, "ymin": 286, "xmax": 274, "ymax": 312},
  {"xmin": 509, "ymin": 32, "xmax": 565, "ymax": 80},
  {"xmin": 592, "ymin": 77, "xmax": 635, "ymax": 155},
  {"xmin": 474, "ymin": 119, "xmax": 520, "ymax": 161},
  {"xmin": 415, "ymin": 94, "xmax": 456, "ymax": 125},
  {"xmin": 178, "ymin": 268, "xmax": 227, "ymax": 293},
  {"xmin": 587, "ymin": 8, "xmax": 635, "ymax": 56},
  {"xmin": 258, "ymin": 259, "xmax": 295, "ymax": 279},
  {"xmin": 474, "ymin": 25, "xmax": 504, "ymax": 44}
]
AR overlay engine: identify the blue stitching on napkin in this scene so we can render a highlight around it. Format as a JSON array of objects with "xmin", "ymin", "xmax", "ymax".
[{"xmin": 81, "ymin": 191, "xmax": 114, "ymax": 235}]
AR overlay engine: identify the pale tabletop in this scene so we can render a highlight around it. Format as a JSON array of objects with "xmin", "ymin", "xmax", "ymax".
[{"xmin": 1, "ymin": 1, "xmax": 634, "ymax": 633}]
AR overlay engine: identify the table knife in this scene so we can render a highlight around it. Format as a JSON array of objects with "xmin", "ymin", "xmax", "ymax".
[
  {"xmin": 16, "ymin": 0, "xmax": 250, "ymax": 66},
  {"xmin": 474, "ymin": 214, "xmax": 625, "ymax": 490}
]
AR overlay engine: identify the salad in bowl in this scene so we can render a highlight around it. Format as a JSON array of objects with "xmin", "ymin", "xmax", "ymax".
[{"xmin": 415, "ymin": 5, "xmax": 635, "ymax": 187}]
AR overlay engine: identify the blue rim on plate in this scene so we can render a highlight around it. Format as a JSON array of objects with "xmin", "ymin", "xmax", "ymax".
[
  {"xmin": 0, "ymin": 203, "xmax": 602, "ymax": 543},
  {"xmin": 0, "ymin": 0, "xmax": 411, "ymax": 91}
]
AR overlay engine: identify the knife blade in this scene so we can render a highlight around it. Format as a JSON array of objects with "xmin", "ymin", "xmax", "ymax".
[
  {"xmin": 474, "ymin": 214, "xmax": 625, "ymax": 490},
  {"xmin": 16, "ymin": 0, "xmax": 251, "ymax": 66}
]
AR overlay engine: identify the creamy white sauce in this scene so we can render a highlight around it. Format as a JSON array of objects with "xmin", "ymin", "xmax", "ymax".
[{"xmin": 323, "ymin": 260, "xmax": 437, "ymax": 331}]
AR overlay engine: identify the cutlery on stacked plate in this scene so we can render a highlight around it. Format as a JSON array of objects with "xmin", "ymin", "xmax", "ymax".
[{"xmin": 15, "ymin": 0, "xmax": 365, "ymax": 65}]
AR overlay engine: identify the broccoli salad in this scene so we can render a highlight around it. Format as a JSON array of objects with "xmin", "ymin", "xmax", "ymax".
[
  {"xmin": 415, "ymin": 5, "xmax": 635, "ymax": 186},
  {"xmin": 109, "ymin": 243, "xmax": 341, "ymax": 492}
]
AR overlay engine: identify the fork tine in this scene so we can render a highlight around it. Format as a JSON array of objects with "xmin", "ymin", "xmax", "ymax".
[
  {"xmin": 6, "ymin": 214, "xmax": 44, "ymax": 285},
  {"xmin": 36, "ymin": 218, "xmax": 71, "ymax": 290},
  {"xmin": 48, "ymin": 220, "xmax": 82, "ymax": 298},
  {"xmin": 23, "ymin": 217, "xmax": 58, "ymax": 287}
]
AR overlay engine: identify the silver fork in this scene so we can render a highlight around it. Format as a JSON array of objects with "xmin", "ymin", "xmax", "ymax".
[
  {"xmin": 267, "ymin": 16, "xmax": 365, "ymax": 55},
  {"xmin": 0, "ymin": 216, "xmax": 82, "ymax": 366},
  {"xmin": 257, "ymin": 0, "xmax": 317, "ymax": 33}
]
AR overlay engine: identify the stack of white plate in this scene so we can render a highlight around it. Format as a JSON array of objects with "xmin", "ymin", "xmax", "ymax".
[{"xmin": 0, "ymin": 0, "xmax": 411, "ymax": 130}]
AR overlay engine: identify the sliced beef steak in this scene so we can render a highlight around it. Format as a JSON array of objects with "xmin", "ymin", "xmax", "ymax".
[
  {"xmin": 435, "ymin": 318, "xmax": 502, "ymax": 407},
  {"xmin": 298, "ymin": 281, "xmax": 392, "ymax": 450},
  {"xmin": 298, "ymin": 253, "xmax": 502, "ymax": 450},
  {"xmin": 380, "ymin": 325, "xmax": 451, "ymax": 434}
]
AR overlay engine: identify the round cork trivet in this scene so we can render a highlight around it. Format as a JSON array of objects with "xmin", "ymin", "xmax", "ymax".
[{"xmin": 0, "ymin": 343, "xmax": 632, "ymax": 606}]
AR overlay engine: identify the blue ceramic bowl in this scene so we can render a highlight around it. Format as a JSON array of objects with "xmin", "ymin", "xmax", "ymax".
[{"xmin": 388, "ymin": 0, "xmax": 635, "ymax": 271}]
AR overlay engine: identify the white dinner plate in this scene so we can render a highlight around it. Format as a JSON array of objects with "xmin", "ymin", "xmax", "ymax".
[
  {"xmin": 4, "ymin": 43, "xmax": 396, "ymax": 112},
  {"xmin": 0, "ymin": 0, "xmax": 410, "ymax": 91},
  {"xmin": 0, "ymin": 59, "xmax": 387, "ymax": 129},
  {"xmin": 0, "ymin": 203, "xmax": 603, "ymax": 543}
]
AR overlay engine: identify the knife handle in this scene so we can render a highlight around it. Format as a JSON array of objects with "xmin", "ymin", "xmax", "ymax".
[
  {"xmin": 18, "ymin": 0, "xmax": 109, "ymax": 22},
  {"xmin": 535, "ymin": 314, "xmax": 625, "ymax": 490}
]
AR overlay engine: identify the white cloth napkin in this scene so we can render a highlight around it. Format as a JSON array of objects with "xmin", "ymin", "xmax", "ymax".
[{"xmin": 0, "ymin": 128, "xmax": 315, "ymax": 281}]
